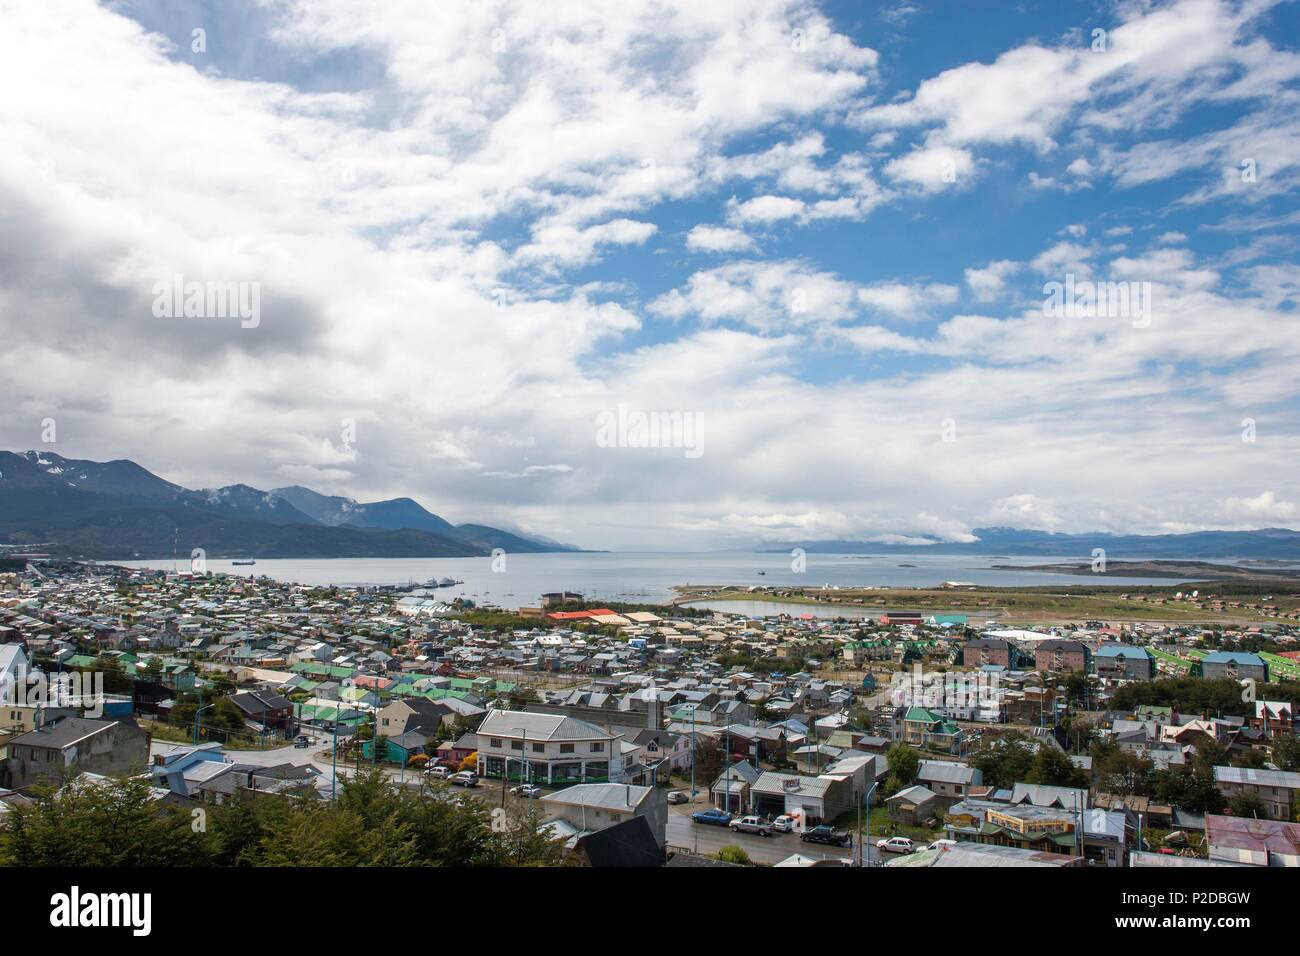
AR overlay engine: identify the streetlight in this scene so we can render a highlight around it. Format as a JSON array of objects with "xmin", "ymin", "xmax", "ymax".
[
  {"xmin": 856, "ymin": 779, "xmax": 879, "ymax": 867},
  {"xmin": 681, "ymin": 704, "xmax": 698, "ymax": 797},
  {"xmin": 501, "ymin": 726, "xmax": 527, "ymax": 808},
  {"xmin": 192, "ymin": 702, "xmax": 215, "ymax": 744}
]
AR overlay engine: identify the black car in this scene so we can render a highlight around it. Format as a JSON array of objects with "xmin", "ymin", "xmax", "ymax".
[{"xmin": 800, "ymin": 825, "xmax": 851, "ymax": 847}]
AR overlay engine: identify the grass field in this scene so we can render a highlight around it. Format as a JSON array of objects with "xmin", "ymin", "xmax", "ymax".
[
  {"xmin": 1260, "ymin": 651, "xmax": 1300, "ymax": 680},
  {"xmin": 678, "ymin": 583, "xmax": 1288, "ymax": 625}
]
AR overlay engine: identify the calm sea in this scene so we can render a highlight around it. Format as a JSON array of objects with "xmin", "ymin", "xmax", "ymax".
[{"xmin": 116, "ymin": 551, "xmax": 1196, "ymax": 612}]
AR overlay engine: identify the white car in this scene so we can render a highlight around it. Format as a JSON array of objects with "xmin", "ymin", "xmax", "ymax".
[
  {"xmin": 426, "ymin": 765, "xmax": 454, "ymax": 779},
  {"xmin": 772, "ymin": 815, "xmax": 797, "ymax": 833},
  {"xmin": 450, "ymin": 771, "xmax": 479, "ymax": 787},
  {"xmin": 511, "ymin": 783, "xmax": 542, "ymax": 799},
  {"xmin": 875, "ymin": 836, "xmax": 916, "ymax": 854},
  {"xmin": 926, "ymin": 839, "xmax": 959, "ymax": 852}
]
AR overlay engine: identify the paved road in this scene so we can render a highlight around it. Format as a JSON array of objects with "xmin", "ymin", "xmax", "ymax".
[
  {"xmin": 666, "ymin": 808, "xmax": 881, "ymax": 865},
  {"xmin": 154, "ymin": 743, "xmax": 889, "ymax": 865}
]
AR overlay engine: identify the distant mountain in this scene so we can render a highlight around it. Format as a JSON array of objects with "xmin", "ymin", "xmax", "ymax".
[
  {"xmin": 772, "ymin": 527, "xmax": 1300, "ymax": 559},
  {"xmin": 192, "ymin": 484, "xmax": 318, "ymax": 525},
  {"xmin": 0, "ymin": 450, "xmax": 184, "ymax": 499},
  {"xmin": 271, "ymin": 486, "xmax": 456, "ymax": 534},
  {"xmin": 0, "ymin": 451, "xmax": 580, "ymax": 559},
  {"xmin": 268, "ymin": 486, "xmax": 568, "ymax": 553}
]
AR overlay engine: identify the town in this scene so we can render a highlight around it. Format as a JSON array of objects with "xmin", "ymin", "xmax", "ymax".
[{"xmin": 2, "ymin": 558, "xmax": 1297, "ymax": 868}]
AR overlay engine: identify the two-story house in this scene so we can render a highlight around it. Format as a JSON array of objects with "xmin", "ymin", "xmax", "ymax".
[{"xmin": 476, "ymin": 710, "xmax": 623, "ymax": 785}]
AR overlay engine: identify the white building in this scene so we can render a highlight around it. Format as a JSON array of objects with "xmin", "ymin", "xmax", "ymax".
[{"xmin": 476, "ymin": 710, "xmax": 623, "ymax": 785}]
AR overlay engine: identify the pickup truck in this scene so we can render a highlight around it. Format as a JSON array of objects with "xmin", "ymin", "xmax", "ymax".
[
  {"xmin": 691, "ymin": 808, "xmax": 733, "ymax": 827},
  {"xmin": 729, "ymin": 815, "xmax": 774, "ymax": 837},
  {"xmin": 800, "ymin": 825, "xmax": 851, "ymax": 847}
]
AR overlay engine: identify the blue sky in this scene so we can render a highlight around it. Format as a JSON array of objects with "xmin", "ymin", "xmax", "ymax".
[{"xmin": 2, "ymin": 0, "xmax": 1299, "ymax": 548}]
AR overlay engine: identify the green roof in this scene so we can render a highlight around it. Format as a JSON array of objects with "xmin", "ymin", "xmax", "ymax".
[{"xmin": 903, "ymin": 706, "xmax": 943, "ymax": 723}]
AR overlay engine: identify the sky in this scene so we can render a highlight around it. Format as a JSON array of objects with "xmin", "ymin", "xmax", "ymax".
[{"xmin": 1, "ymin": 0, "xmax": 1299, "ymax": 550}]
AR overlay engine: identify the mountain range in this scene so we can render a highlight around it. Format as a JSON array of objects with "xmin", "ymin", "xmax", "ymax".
[
  {"xmin": 0, "ymin": 451, "xmax": 580, "ymax": 560},
  {"xmin": 771, "ymin": 526, "xmax": 1300, "ymax": 559}
]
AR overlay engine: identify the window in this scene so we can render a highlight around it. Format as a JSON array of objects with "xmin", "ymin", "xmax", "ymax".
[
  {"xmin": 489, "ymin": 738, "xmax": 502, "ymax": 748},
  {"xmin": 511, "ymin": 740, "xmax": 523, "ymax": 751},
  {"xmin": 532, "ymin": 742, "xmax": 544, "ymax": 753},
  {"xmin": 560, "ymin": 743, "xmax": 574, "ymax": 754},
  {"xmin": 590, "ymin": 742, "xmax": 604, "ymax": 752}
]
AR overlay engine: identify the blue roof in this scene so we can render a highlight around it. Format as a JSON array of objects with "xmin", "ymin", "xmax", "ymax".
[
  {"xmin": 1204, "ymin": 651, "xmax": 1265, "ymax": 664},
  {"xmin": 1094, "ymin": 645, "xmax": 1153, "ymax": 659}
]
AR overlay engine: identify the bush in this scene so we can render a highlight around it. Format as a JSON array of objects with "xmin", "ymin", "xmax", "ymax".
[{"xmin": 713, "ymin": 845, "xmax": 751, "ymax": 865}]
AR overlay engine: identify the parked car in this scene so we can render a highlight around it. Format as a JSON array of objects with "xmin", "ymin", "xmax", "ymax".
[
  {"xmin": 925, "ymin": 839, "xmax": 958, "ymax": 852},
  {"xmin": 800, "ymin": 825, "xmax": 851, "ymax": 847},
  {"xmin": 426, "ymin": 765, "xmax": 454, "ymax": 779},
  {"xmin": 293, "ymin": 735, "xmax": 310, "ymax": 748},
  {"xmin": 876, "ymin": 836, "xmax": 916, "ymax": 855},
  {"xmin": 451, "ymin": 771, "xmax": 479, "ymax": 787},
  {"xmin": 511, "ymin": 783, "xmax": 542, "ymax": 799},
  {"xmin": 667, "ymin": 790, "xmax": 690, "ymax": 805},
  {"xmin": 772, "ymin": 815, "xmax": 797, "ymax": 833},
  {"xmin": 691, "ymin": 808, "xmax": 733, "ymax": 826},
  {"xmin": 729, "ymin": 815, "xmax": 773, "ymax": 836}
]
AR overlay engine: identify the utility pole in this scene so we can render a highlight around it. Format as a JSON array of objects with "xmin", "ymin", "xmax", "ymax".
[
  {"xmin": 724, "ymin": 723, "xmax": 731, "ymax": 813},
  {"xmin": 687, "ymin": 704, "xmax": 697, "ymax": 798}
]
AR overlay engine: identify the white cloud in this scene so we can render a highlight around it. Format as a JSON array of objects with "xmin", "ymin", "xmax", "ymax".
[
  {"xmin": 685, "ymin": 225, "xmax": 756, "ymax": 253},
  {"xmin": 884, "ymin": 143, "xmax": 974, "ymax": 192},
  {"xmin": 2, "ymin": 0, "xmax": 1298, "ymax": 550},
  {"xmin": 964, "ymin": 260, "xmax": 1021, "ymax": 301},
  {"xmin": 857, "ymin": 282, "xmax": 959, "ymax": 319}
]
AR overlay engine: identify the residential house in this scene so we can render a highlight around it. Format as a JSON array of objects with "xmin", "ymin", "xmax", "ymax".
[
  {"xmin": 228, "ymin": 690, "xmax": 294, "ymax": 734},
  {"xmin": 1033, "ymin": 640, "xmax": 1090, "ymax": 674},
  {"xmin": 477, "ymin": 710, "xmax": 623, "ymax": 785},
  {"xmin": 1213, "ymin": 766, "xmax": 1300, "ymax": 821},
  {"xmin": 1252, "ymin": 701, "xmax": 1294, "ymax": 737},
  {"xmin": 377, "ymin": 698, "xmax": 452, "ymax": 738},
  {"xmin": 1093, "ymin": 645, "xmax": 1155, "ymax": 681},
  {"xmin": 962, "ymin": 637, "xmax": 1014, "ymax": 669},
  {"xmin": 917, "ymin": 760, "xmax": 983, "ymax": 808},
  {"xmin": 541, "ymin": 782, "xmax": 668, "ymax": 848},
  {"xmin": 898, "ymin": 706, "xmax": 963, "ymax": 754},
  {"xmin": 2, "ymin": 716, "xmax": 151, "ymax": 788},
  {"xmin": 1201, "ymin": 651, "xmax": 1268, "ymax": 683},
  {"xmin": 887, "ymin": 785, "xmax": 938, "ymax": 826},
  {"xmin": 709, "ymin": 759, "xmax": 761, "ymax": 814}
]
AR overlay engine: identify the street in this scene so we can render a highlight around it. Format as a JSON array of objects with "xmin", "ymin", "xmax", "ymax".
[
  {"xmin": 666, "ymin": 806, "xmax": 882, "ymax": 865},
  {"xmin": 156, "ymin": 742, "xmax": 889, "ymax": 865}
]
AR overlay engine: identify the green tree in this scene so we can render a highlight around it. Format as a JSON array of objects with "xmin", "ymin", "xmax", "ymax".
[
  {"xmin": 0, "ymin": 776, "xmax": 218, "ymax": 867},
  {"xmin": 883, "ymin": 744, "xmax": 920, "ymax": 795},
  {"xmin": 1272, "ymin": 733, "xmax": 1300, "ymax": 772},
  {"xmin": 1025, "ymin": 745, "xmax": 1088, "ymax": 789},
  {"xmin": 1090, "ymin": 739, "xmax": 1152, "ymax": 796},
  {"xmin": 1228, "ymin": 790, "xmax": 1266, "ymax": 819},
  {"xmin": 968, "ymin": 733, "xmax": 1034, "ymax": 790}
]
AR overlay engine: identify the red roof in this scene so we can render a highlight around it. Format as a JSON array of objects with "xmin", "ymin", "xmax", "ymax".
[{"xmin": 546, "ymin": 608, "xmax": 616, "ymax": 621}]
